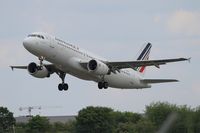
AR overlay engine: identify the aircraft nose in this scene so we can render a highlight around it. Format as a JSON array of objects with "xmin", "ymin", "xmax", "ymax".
[{"xmin": 23, "ymin": 38, "xmax": 32, "ymax": 50}]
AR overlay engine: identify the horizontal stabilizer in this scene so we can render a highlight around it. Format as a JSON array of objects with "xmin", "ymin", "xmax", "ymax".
[{"xmin": 141, "ymin": 79, "xmax": 179, "ymax": 84}]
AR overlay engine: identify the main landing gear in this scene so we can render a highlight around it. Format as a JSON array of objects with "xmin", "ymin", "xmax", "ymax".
[
  {"xmin": 98, "ymin": 82, "xmax": 108, "ymax": 89},
  {"xmin": 57, "ymin": 72, "xmax": 68, "ymax": 91}
]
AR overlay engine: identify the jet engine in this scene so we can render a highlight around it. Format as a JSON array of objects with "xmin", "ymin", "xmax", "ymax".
[
  {"xmin": 87, "ymin": 59, "xmax": 109, "ymax": 75},
  {"xmin": 27, "ymin": 62, "xmax": 49, "ymax": 78}
]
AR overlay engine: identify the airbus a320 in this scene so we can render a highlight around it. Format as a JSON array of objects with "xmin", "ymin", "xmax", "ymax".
[{"xmin": 11, "ymin": 32, "xmax": 189, "ymax": 91}]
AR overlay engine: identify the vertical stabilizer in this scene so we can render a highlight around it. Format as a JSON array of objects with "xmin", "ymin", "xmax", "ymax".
[{"xmin": 134, "ymin": 43, "xmax": 152, "ymax": 74}]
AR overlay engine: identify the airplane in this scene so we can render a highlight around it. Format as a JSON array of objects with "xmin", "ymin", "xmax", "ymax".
[{"xmin": 11, "ymin": 32, "xmax": 189, "ymax": 91}]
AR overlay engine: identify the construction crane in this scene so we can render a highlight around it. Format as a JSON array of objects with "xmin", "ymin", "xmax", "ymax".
[
  {"xmin": 19, "ymin": 106, "xmax": 61, "ymax": 117},
  {"xmin": 19, "ymin": 106, "xmax": 42, "ymax": 117}
]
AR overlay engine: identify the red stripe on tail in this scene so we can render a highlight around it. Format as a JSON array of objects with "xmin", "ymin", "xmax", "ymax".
[{"xmin": 139, "ymin": 66, "xmax": 146, "ymax": 73}]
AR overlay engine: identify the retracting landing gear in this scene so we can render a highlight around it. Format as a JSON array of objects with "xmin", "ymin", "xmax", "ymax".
[
  {"xmin": 98, "ymin": 82, "xmax": 108, "ymax": 89},
  {"xmin": 38, "ymin": 56, "xmax": 45, "ymax": 70},
  {"xmin": 57, "ymin": 72, "xmax": 68, "ymax": 91}
]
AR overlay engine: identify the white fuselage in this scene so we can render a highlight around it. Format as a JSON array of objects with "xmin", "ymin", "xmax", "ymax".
[{"xmin": 23, "ymin": 33, "xmax": 150, "ymax": 89}]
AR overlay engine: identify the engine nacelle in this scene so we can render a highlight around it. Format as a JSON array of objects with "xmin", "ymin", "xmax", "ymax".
[
  {"xmin": 87, "ymin": 59, "xmax": 109, "ymax": 75},
  {"xmin": 27, "ymin": 62, "xmax": 49, "ymax": 78}
]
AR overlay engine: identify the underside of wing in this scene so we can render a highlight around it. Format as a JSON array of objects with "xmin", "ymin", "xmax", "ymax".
[
  {"xmin": 141, "ymin": 79, "xmax": 179, "ymax": 84},
  {"xmin": 107, "ymin": 58, "xmax": 189, "ymax": 69}
]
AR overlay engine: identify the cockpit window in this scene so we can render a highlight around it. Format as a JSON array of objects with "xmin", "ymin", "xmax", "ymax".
[{"xmin": 28, "ymin": 34, "xmax": 44, "ymax": 39}]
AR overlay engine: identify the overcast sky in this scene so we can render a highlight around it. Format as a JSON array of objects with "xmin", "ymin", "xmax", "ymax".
[{"xmin": 0, "ymin": 0, "xmax": 200, "ymax": 116}]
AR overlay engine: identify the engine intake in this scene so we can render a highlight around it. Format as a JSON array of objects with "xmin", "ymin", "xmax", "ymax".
[
  {"xmin": 88, "ymin": 60, "xmax": 97, "ymax": 70},
  {"xmin": 28, "ymin": 62, "xmax": 37, "ymax": 73},
  {"xmin": 27, "ymin": 62, "xmax": 49, "ymax": 78},
  {"xmin": 87, "ymin": 59, "xmax": 109, "ymax": 75}
]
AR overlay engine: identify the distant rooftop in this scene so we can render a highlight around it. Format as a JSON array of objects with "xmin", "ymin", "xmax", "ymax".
[{"xmin": 15, "ymin": 115, "xmax": 76, "ymax": 124}]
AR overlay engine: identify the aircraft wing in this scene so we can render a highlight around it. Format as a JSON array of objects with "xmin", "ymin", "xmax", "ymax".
[
  {"xmin": 10, "ymin": 64, "xmax": 60, "ymax": 73},
  {"xmin": 106, "ymin": 58, "xmax": 189, "ymax": 69},
  {"xmin": 10, "ymin": 66, "xmax": 27, "ymax": 70},
  {"xmin": 141, "ymin": 79, "xmax": 179, "ymax": 84}
]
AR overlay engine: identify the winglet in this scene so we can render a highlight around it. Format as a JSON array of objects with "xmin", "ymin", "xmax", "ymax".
[
  {"xmin": 187, "ymin": 57, "xmax": 191, "ymax": 63},
  {"xmin": 10, "ymin": 66, "xmax": 14, "ymax": 71}
]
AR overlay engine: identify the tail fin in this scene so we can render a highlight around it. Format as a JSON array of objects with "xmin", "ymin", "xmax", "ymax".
[{"xmin": 134, "ymin": 43, "xmax": 152, "ymax": 73}]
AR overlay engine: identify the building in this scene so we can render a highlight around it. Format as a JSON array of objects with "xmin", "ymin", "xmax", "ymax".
[{"xmin": 15, "ymin": 115, "xmax": 76, "ymax": 124}]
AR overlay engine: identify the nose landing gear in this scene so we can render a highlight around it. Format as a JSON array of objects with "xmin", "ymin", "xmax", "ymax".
[
  {"xmin": 36, "ymin": 56, "xmax": 69, "ymax": 91},
  {"xmin": 37, "ymin": 56, "xmax": 45, "ymax": 70}
]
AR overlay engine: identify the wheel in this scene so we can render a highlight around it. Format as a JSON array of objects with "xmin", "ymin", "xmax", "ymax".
[
  {"xmin": 58, "ymin": 84, "xmax": 63, "ymax": 91},
  {"xmin": 63, "ymin": 83, "xmax": 68, "ymax": 91},
  {"xmin": 58, "ymin": 83, "xmax": 68, "ymax": 91},
  {"xmin": 103, "ymin": 82, "xmax": 108, "ymax": 89},
  {"xmin": 98, "ymin": 82, "xmax": 103, "ymax": 89}
]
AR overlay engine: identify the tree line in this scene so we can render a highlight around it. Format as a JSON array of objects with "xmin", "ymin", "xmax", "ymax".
[{"xmin": 1, "ymin": 102, "xmax": 200, "ymax": 133}]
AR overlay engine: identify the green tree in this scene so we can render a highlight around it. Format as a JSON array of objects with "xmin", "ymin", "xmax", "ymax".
[
  {"xmin": 15, "ymin": 123, "xmax": 27, "ymax": 133},
  {"xmin": 65, "ymin": 121, "xmax": 76, "ymax": 133},
  {"xmin": 146, "ymin": 102, "xmax": 198, "ymax": 133},
  {"xmin": 134, "ymin": 118, "xmax": 156, "ymax": 133},
  {"xmin": 112, "ymin": 111, "xmax": 141, "ymax": 124},
  {"xmin": 115, "ymin": 122, "xmax": 136, "ymax": 133},
  {"xmin": 115, "ymin": 118, "xmax": 155, "ymax": 133},
  {"xmin": 52, "ymin": 122, "xmax": 65, "ymax": 132},
  {"xmin": 51, "ymin": 121, "xmax": 76, "ymax": 133},
  {"xmin": 76, "ymin": 106, "xmax": 114, "ymax": 133},
  {"xmin": 112, "ymin": 111, "xmax": 142, "ymax": 133},
  {"xmin": 0, "ymin": 107, "xmax": 15, "ymax": 133},
  {"xmin": 145, "ymin": 102, "xmax": 178, "ymax": 129},
  {"xmin": 10, "ymin": 103, "xmax": 200, "ymax": 133},
  {"xmin": 194, "ymin": 107, "xmax": 200, "ymax": 133},
  {"xmin": 26, "ymin": 115, "xmax": 50, "ymax": 133}
]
